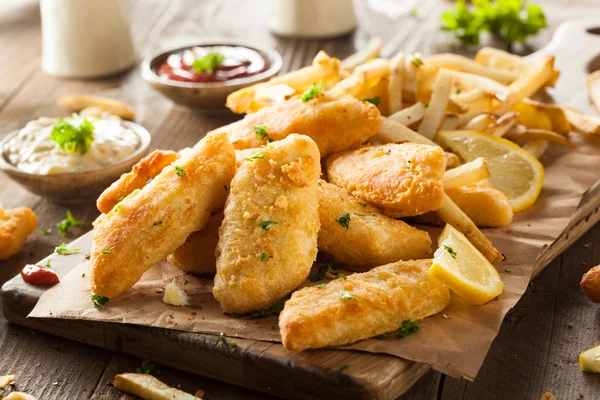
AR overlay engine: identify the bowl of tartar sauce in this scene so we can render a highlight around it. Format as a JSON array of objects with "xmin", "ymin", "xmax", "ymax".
[{"xmin": 0, "ymin": 115, "xmax": 151, "ymax": 203}]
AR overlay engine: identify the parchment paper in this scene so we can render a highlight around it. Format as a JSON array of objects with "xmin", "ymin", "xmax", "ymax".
[{"xmin": 29, "ymin": 133, "xmax": 600, "ymax": 380}]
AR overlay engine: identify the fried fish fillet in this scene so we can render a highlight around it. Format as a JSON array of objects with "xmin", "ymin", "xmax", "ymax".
[
  {"xmin": 445, "ymin": 180, "xmax": 513, "ymax": 227},
  {"xmin": 167, "ymin": 212, "xmax": 223, "ymax": 275},
  {"xmin": 0, "ymin": 205, "xmax": 37, "ymax": 260},
  {"xmin": 317, "ymin": 180, "xmax": 431, "ymax": 271},
  {"xmin": 96, "ymin": 149, "xmax": 178, "ymax": 213},
  {"xmin": 325, "ymin": 143, "xmax": 446, "ymax": 218},
  {"xmin": 90, "ymin": 132, "xmax": 235, "ymax": 299},
  {"xmin": 213, "ymin": 134, "xmax": 321, "ymax": 314},
  {"xmin": 279, "ymin": 259, "xmax": 450, "ymax": 351},
  {"xmin": 210, "ymin": 93, "xmax": 381, "ymax": 157}
]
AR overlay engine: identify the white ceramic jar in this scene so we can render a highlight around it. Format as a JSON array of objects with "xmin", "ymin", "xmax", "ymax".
[{"xmin": 40, "ymin": 0, "xmax": 136, "ymax": 78}]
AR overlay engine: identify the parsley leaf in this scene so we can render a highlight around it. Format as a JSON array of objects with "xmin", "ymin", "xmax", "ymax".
[
  {"xmin": 363, "ymin": 96, "xmax": 381, "ymax": 106},
  {"xmin": 338, "ymin": 364, "xmax": 350, "ymax": 374},
  {"xmin": 244, "ymin": 144, "xmax": 272, "ymax": 162},
  {"xmin": 258, "ymin": 220, "xmax": 279, "ymax": 230},
  {"xmin": 174, "ymin": 165, "xmax": 185, "ymax": 176},
  {"xmin": 396, "ymin": 319, "xmax": 420, "ymax": 338},
  {"xmin": 309, "ymin": 258, "xmax": 342, "ymax": 282},
  {"xmin": 135, "ymin": 360, "xmax": 155, "ymax": 374},
  {"xmin": 192, "ymin": 52, "xmax": 225, "ymax": 74},
  {"xmin": 410, "ymin": 53, "xmax": 424, "ymax": 68},
  {"xmin": 92, "ymin": 294, "xmax": 109, "ymax": 310},
  {"xmin": 259, "ymin": 252, "xmax": 267, "ymax": 262},
  {"xmin": 39, "ymin": 229, "xmax": 51, "ymax": 235},
  {"xmin": 153, "ymin": 221, "xmax": 162, "ymax": 226},
  {"xmin": 336, "ymin": 213, "xmax": 351, "ymax": 229},
  {"xmin": 339, "ymin": 290, "xmax": 358, "ymax": 302},
  {"xmin": 45, "ymin": 259, "xmax": 51, "ymax": 268},
  {"xmin": 358, "ymin": 201, "xmax": 367, "ymax": 207},
  {"xmin": 218, "ymin": 332, "xmax": 227, "ymax": 344},
  {"xmin": 301, "ymin": 81, "xmax": 324, "ymax": 103},
  {"xmin": 50, "ymin": 117, "xmax": 95, "ymax": 155},
  {"xmin": 55, "ymin": 243, "xmax": 80, "ymax": 255},
  {"xmin": 101, "ymin": 246, "xmax": 115, "ymax": 255},
  {"xmin": 57, "ymin": 210, "xmax": 85, "ymax": 237},
  {"xmin": 444, "ymin": 245, "xmax": 458, "ymax": 259},
  {"xmin": 253, "ymin": 125, "xmax": 269, "ymax": 141}
]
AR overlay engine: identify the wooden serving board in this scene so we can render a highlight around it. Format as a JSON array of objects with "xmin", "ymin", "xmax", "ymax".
[{"xmin": 3, "ymin": 19, "xmax": 600, "ymax": 400}]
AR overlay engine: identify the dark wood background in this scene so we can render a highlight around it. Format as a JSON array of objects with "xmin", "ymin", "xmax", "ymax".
[{"xmin": 1, "ymin": 0, "xmax": 599, "ymax": 398}]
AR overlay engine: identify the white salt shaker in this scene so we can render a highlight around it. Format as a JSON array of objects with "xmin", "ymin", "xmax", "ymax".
[
  {"xmin": 40, "ymin": 0, "xmax": 136, "ymax": 78},
  {"xmin": 269, "ymin": 0, "xmax": 357, "ymax": 38}
]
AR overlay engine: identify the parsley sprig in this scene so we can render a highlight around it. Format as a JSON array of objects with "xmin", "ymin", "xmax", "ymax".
[
  {"xmin": 363, "ymin": 96, "xmax": 381, "ymax": 106},
  {"xmin": 309, "ymin": 259, "xmax": 342, "ymax": 282},
  {"xmin": 92, "ymin": 294, "xmax": 109, "ymax": 310},
  {"xmin": 57, "ymin": 210, "xmax": 85, "ymax": 236},
  {"xmin": 301, "ymin": 81, "xmax": 324, "ymax": 103},
  {"xmin": 336, "ymin": 213, "xmax": 351, "ymax": 229},
  {"xmin": 253, "ymin": 125, "xmax": 269, "ymax": 141},
  {"xmin": 50, "ymin": 117, "xmax": 95, "ymax": 155},
  {"xmin": 55, "ymin": 243, "xmax": 80, "ymax": 255},
  {"xmin": 192, "ymin": 52, "xmax": 225, "ymax": 74},
  {"xmin": 135, "ymin": 360, "xmax": 155, "ymax": 374},
  {"xmin": 375, "ymin": 320, "xmax": 421, "ymax": 340},
  {"xmin": 258, "ymin": 220, "xmax": 279, "ymax": 230}
]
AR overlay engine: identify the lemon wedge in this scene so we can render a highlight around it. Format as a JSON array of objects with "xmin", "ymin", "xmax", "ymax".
[
  {"xmin": 580, "ymin": 345, "xmax": 600, "ymax": 373},
  {"xmin": 429, "ymin": 224, "xmax": 504, "ymax": 305},
  {"xmin": 437, "ymin": 130, "xmax": 544, "ymax": 212}
]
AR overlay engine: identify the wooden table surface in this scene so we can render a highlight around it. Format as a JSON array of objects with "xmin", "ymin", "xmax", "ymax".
[{"xmin": 1, "ymin": 0, "xmax": 599, "ymax": 399}]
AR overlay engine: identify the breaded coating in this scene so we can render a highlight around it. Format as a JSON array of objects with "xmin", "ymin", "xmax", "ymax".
[
  {"xmin": 445, "ymin": 180, "xmax": 513, "ymax": 228},
  {"xmin": 90, "ymin": 133, "xmax": 235, "ymax": 299},
  {"xmin": 279, "ymin": 259, "xmax": 450, "ymax": 351},
  {"xmin": 0, "ymin": 205, "xmax": 37, "ymax": 260},
  {"xmin": 317, "ymin": 180, "xmax": 431, "ymax": 271},
  {"xmin": 326, "ymin": 143, "xmax": 446, "ymax": 218},
  {"xmin": 167, "ymin": 212, "xmax": 223, "ymax": 275},
  {"xmin": 96, "ymin": 149, "xmax": 178, "ymax": 213},
  {"xmin": 213, "ymin": 134, "xmax": 321, "ymax": 314},
  {"xmin": 581, "ymin": 265, "xmax": 600, "ymax": 303},
  {"xmin": 210, "ymin": 93, "xmax": 381, "ymax": 157}
]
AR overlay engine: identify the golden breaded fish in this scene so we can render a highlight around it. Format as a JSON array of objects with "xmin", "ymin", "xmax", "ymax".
[
  {"xmin": 167, "ymin": 212, "xmax": 223, "ymax": 275},
  {"xmin": 317, "ymin": 180, "xmax": 431, "ymax": 271},
  {"xmin": 213, "ymin": 134, "xmax": 321, "ymax": 314},
  {"xmin": 326, "ymin": 143, "xmax": 446, "ymax": 218},
  {"xmin": 90, "ymin": 132, "xmax": 235, "ymax": 299},
  {"xmin": 0, "ymin": 205, "xmax": 37, "ymax": 260},
  {"xmin": 279, "ymin": 259, "xmax": 450, "ymax": 351},
  {"xmin": 96, "ymin": 149, "xmax": 178, "ymax": 214},
  {"xmin": 446, "ymin": 180, "xmax": 513, "ymax": 227},
  {"xmin": 210, "ymin": 93, "xmax": 381, "ymax": 157}
]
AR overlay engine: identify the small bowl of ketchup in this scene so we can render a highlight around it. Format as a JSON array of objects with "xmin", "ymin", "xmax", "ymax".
[{"xmin": 141, "ymin": 40, "xmax": 282, "ymax": 113}]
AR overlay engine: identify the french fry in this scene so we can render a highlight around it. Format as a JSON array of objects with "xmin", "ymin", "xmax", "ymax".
[
  {"xmin": 587, "ymin": 70, "xmax": 600, "ymax": 113},
  {"xmin": 445, "ymin": 152, "xmax": 461, "ymax": 169},
  {"xmin": 331, "ymin": 58, "xmax": 390, "ymax": 98},
  {"xmin": 422, "ymin": 53, "xmax": 519, "ymax": 84},
  {"xmin": 504, "ymin": 128, "xmax": 574, "ymax": 148},
  {"xmin": 420, "ymin": 70, "xmax": 508, "ymax": 99},
  {"xmin": 475, "ymin": 47, "xmax": 560, "ymax": 86},
  {"xmin": 453, "ymin": 89, "xmax": 498, "ymax": 126},
  {"xmin": 487, "ymin": 111, "xmax": 519, "ymax": 137},
  {"xmin": 388, "ymin": 52, "xmax": 404, "ymax": 115},
  {"xmin": 254, "ymin": 84, "xmax": 296, "ymax": 105},
  {"xmin": 113, "ymin": 373, "xmax": 201, "ymax": 400},
  {"xmin": 403, "ymin": 54, "xmax": 420, "ymax": 101},
  {"xmin": 443, "ymin": 157, "xmax": 490, "ymax": 189},
  {"xmin": 388, "ymin": 102, "xmax": 425, "ymax": 126},
  {"xmin": 57, "ymin": 95, "xmax": 135, "ymax": 120},
  {"xmin": 463, "ymin": 114, "xmax": 497, "ymax": 131},
  {"xmin": 511, "ymin": 98, "xmax": 571, "ymax": 135},
  {"xmin": 563, "ymin": 106, "xmax": 600, "ymax": 137},
  {"xmin": 341, "ymin": 37, "xmax": 383, "ymax": 71},
  {"xmin": 374, "ymin": 117, "xmax": 436, "ymax": 145},
  {"xmin": 522, "ymin": 140, "xmax": 549, "ymax": 159},
  {"xmin": 418, "ymin": 69, "xmax": 454, "ymax": 139},
  {"xmin": 435, "ymin": 193, "xmax": 504, "ymax": 263}
]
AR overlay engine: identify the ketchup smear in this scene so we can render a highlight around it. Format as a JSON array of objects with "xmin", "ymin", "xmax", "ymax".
[
  {"xmin": 21, "ymin": 264, "xmax": 60, "ymax": 286},
  {"xmin": 157, "ymin": 46, "xmax": 270, "ymax": 83}
]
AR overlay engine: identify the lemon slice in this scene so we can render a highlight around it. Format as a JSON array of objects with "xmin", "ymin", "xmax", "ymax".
[
  {"xmin": 580, "ymin": 345, "xmax": 600, "ymax": 373},
  {"xmin": 429, "ymin": 224, "xmax": 504, "ymax": 305},
  {"xmin": 437, "ymin": 130, "xmax": 544, "ymax": 212}
]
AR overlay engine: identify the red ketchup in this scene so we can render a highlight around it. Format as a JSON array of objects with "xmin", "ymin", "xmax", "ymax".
[
  {"xmin": 21, "ymin": 264, "xmax": 60, "ymax": 286},
  {"xmin": 157, "ymin": 46, "xmax": 270, "ymax": 83}
]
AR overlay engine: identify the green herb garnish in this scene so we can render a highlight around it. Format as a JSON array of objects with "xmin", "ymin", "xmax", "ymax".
[
  {"xmin": 45, "ymin": 259, "xmax": 51, "ymax": 268},
  {"xmin": 244, "ymin": 144, "xmax": 272, "ymax": 162},
  {"xmin": 410, "ymin": 8, "xmax": 418, "ymax": 18},
  {"xmin": 301, "ymin": 81, "xmax": 324, "ymax": 103},
  {"xmin": 57, "ymin": 210, "xmax": 85, "ymax": 237},
  {"xmin": 336, "ymin": 213, "xmax": 351, "ymax": 229},
  {"xmin": 317, "ymin": 283, "xmax": 327, "ymax": 289},
  {"xmin": 91, "ymin": 294, "xmax": 109, "ymax": 310},
  {"xmin": 153, "ymin": 221, "xmax": 162, "ymax": 226},
  {"xmin": 396, "ymin": 319, "xmax": 420, "ymax": 338},
  {"xmin": 174, "ymin": 165, "xmax": 185, "ymax": 176},
  {"xmin": 135, "ymin": 360, "xmax": 155, "ymax": 374},
  {"xmin": 443, "ymin": 245, "xmax": 458, "ymax": 259},
  {"xmin": 505, "ymin": 268, "xmax": 512, "ymax": 273},
  {"xmin": 218, "ymin": 332, "xmax": 227, "ymax": 344},
  {"xmin": 253, "ymin": 125, "xmax": 269, "ymax": 141},
  {"xmin": 230, "ymin": 339, "xmax": 237, "ymax": 347},
  {"xmin": 339, "ymin": 290, "xmax": 358, "ymax": 302},
  {"xmin": 309, "ymin": 259, "xmax": 342, "ymax": 282},
  {"xmin": 101, "ymin": 246, "xmax": 115, "ymax": 255},
  {"xmin": 192, "ymin": 52, "xmax": 225, "ymax": 74},
  {"xmin": 82, "ymin": 273, "xmax": 86, "ymax": 278},
  {"xmin": 410, "ymin": 53, "xmax": 424, "ymax": 68},
  {"xmin": 359, "ymin": 201, "xmax": 367, "ymax": 207},
  {"xmin": 259, "ymin": 252, "xmax": 267, "ymax": 262},
  {"xmin": 50, "ymin": 117, "xmax": 95, "ymax": 155},
  {"xmin": 146, "ymin": 178, "xmax": 153, "ymax": 185},
  {"xmin": 55, "ymin": 243, "xmax": 80, "ymax": 255},
  {"xmin": 258, "ymin": 220, "xmax": 279, "ymax": 230},
  {"xmin": 39, "ymin": 229, "xmax": 51, "ymax": 235},
  {"xmin": 338, "ymin": 364, "xmax": 350, "ymax": 374},
  {"xmin": 363, "ymin": 96, "xmax": 381, "ymax": 106}
]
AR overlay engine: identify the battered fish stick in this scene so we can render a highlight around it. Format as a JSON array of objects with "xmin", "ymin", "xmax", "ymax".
[
  {"xmin": 90, "ymin": 132, "xmax": 235, "ymax": 299},
  {"xmin": 279, "ymin": 259, "xmax": 450, "ymax": 351},
  {"xmin": 167, "ymin": 212, "xmax": 223, "ymax": 275},
  {"xmin": 318, "ymin": 180, "xmax": 431, "ymax": 271},
  {"xmin": 326, "ymin": 143, "xmax": 446, "ymax": 218},
  {"xmin": 97, "ymin": 149, "xmax": 178, "ymax": 213},
  {"xmin": 214, "ymin": 134, "xmax": 320, "ymax": 314},
  {"xmin": 211, "ymin": 93, "xmax": 381, "ymax": 157},
  {"xmin": 0, "ymin": 205, "xmax": 37, "ymax": 260}
]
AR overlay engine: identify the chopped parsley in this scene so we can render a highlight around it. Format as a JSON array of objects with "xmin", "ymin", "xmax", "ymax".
[
  {"xmin": 91, "ymin": 294, "xmax": 109, "ymax": 310},
  {"xmin": 410, "ymin": 53, "xmax": 424, "ymax": 68},
  {"xmin": 135, "ymin": 360, "xmax": 155, "ymax": 374},
  {"xmin": 354, "ymin": 213, "xmax": 365, "ymax": 217},
  {"xmin": 50, "ymin": 117, "xmax": 95, "ymax": 155},
  {"xmin": 396, "ymin": 319, "xmax": 420, "ymax": 338},
  {"xmin": 228, "ymin": 294, "xmax": 291, "ymax": 319},
  {"xmin": 244, "ymin": 144, "xmax": 272, "ymax": 162},
  {"xmin": 81, "ymin": 273, "xmax": 86, "ymax": 278},
  {"xmin": 456, "ymin": 88, "xmax": 462, "ymax": 94},
  {"xmin": 317, "ymin": 283, "xmax": 327, "ymax": 289},
  {"xmin": 258, "ymin": 220, "xmax": 279, "ymax": 230},
  {"xmin": 45, "ymin": 259, "xmax": 51, "ymax": 268},
  {"xmin": 363, "ymin": 96, "xmax": 381, "ymax": 106},
  {"xmin": 444, "ymin": 245, "xmax": 458, "ymax": 259},
  {"xmin": 259, "ymin": 252, "xmax": 267, "ymax": 262},
  {"xmin": 101, "ymin": 247, "xmax": 115, "ymax": 255},
  {"xmin": 146, "ymin": 178, "xmax": 153, "ymax": 185},
  {"xmin": 57, "ymin": 210, "xmax": 85, "ymax": 236},
  {"xmin": 340, "ymin": 274, "xmax": 348, "ymax": 280},
  {"xmin": 309, "ymin": 259, "xmax": 342, "ymax": 281},
  {"xmin": 55, "ymin": 243, "xmax": 80, "ymax": 255},
  {"xmin": 410, "ymin": 8, "xmax": 418, "ymax": 18},
  {"xmin": 230, "ymin": 339, "xmax": 237, "ymax": 347},
  {"xmin": 358, "ymin": 201, "xmax": 367, "ymax": 207},
  {"xmin": 374, "ymin": 332, "xmax": 389, "ymax": 340},
  {"xmin": 301, "ymin": 81, "xmax": 324, "ymax": 103},
  {"xmin": 336, "ymin": 213, "xmax": 351, "ymax": 229},
  {"xmin": 338, "ymin": 364, "xmax": 350, "ymax": 374},
  {"xmin": 218, "ymin": 332, "xmax": 227, "ymax": 344},
  {"xmin": 192, "ymin": 52, "xmax": 225, "ymax": 74},
  {"xmin": 39, "ymin": 229, "xmax": 51, "ymax": 235},
  {"xmin": 119, "ymin": 196, "xmax": 125, "ymax": 201},
  {"xmin": 253, "ymin": 125, "xmax": 269, "ymax": 141},
  {"xmin": 505, "ymin": 268, "xmax": 512, "ymax": 273},
  {"xmin": 174, "ymin": 165, "xmax": 185, "ymax": 176},
  {"xmin": 339, "ymin": 290, "xmax": 358, "ymax": 302},
  {"xmin": 153, "ymin": 221, "xmax": 162, "ymax": 226}
]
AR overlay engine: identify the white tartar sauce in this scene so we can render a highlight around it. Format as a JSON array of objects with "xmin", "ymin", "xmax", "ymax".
[{"xmin": 5, "ymin": 116, "xmax": 141, "ymax": 175}]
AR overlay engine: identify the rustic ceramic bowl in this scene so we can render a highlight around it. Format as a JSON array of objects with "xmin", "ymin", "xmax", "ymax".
[
  {"xmin": 141, "ymin": 40, "xmax": 282, "ymax": 113},
  {"xmin": 0, "ymin": 121, "xmax": 151, "ymax": 204}
]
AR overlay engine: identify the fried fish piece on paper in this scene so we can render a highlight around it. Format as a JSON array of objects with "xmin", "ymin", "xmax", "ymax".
[
  {"xmin": 96, "ymin": 149, "xmax": 178, "ymax": 213},
  {"xmin": 325, "ymin": 143, "xmax": 446, "ymax": 218},
  {"xmin": 317, "ymin": 180, "xmax": 431, "ymax": 271},
  {"xmin": 0, "ymin": 205, "xmax": 36, "ymax": 261},
  {"xmin": 214, "ymin": 134, "xmax": 320, "ymax": 314},
  {"xmin": 211, "ymin": 93, "xmax": 381, "ymax": 157},
  {"xmin": 279, "ymin": 259, "xmax": 450, "ymax": 352},
  {"xmin": 90, "ymin": 132, "xmax": 235, "ymax": 299}
]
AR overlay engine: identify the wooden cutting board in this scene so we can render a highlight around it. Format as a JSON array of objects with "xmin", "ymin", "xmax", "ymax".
[{"xmin": 2, "ymin": 19, "xmax": 600, "ymax": 400}]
